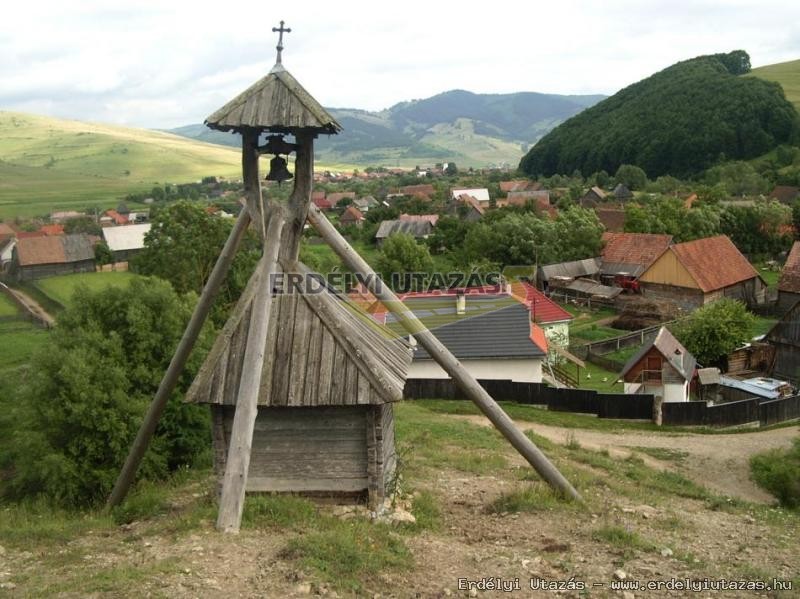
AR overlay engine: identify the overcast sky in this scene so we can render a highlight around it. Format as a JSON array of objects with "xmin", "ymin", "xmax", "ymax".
[{"xmin": 2, "ymin": 0, "xmax": 799, "ymax": 129}]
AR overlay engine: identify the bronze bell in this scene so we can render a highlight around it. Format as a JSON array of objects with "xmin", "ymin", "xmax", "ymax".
[{"xmin": 265, "ymin": 155, "xmax": 293, "ymax": 184}]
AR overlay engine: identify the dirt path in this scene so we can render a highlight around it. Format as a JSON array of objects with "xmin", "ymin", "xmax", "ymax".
[
  {"xmin": 453, "ymin": 414, "xmax": 799, "ymax": 503},
  {"xmin": 0, "ymin": 283, "xmax": 55, "ymax": 327}
]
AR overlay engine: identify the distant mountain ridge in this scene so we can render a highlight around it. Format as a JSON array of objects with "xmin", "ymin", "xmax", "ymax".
[{"xmin": 167, "ymin": 89, "xmax": 606, "ymax": 167}]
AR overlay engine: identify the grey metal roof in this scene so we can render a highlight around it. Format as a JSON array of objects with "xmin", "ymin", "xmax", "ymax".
[
  {"xmin": 375, "ymin": 220, "xmax": 432, "ymax": 239},
  {"xmin": 565, "ymin": 278, "xmax": 623, "ymax": 299},
  {"xmin": 398, "ymin": 297, "xmax": 544, "ymax": 361},
  {"xmin": 600, "ymin": 261, "xmax": 646, "ymax": 277},
  {"xmin": 718, "ymin": 376, "xmax": 782, "ymax": 400},
  {"xmin": 61, "ymin": 234, "xmax": 95, "ymax": 263},
  {"xmin": 539, "ymin": 258, "xmax": 601, "ymax": 281},
  {"xmin": 620, "ymin": 327, "xmax": 696, "ymax": 380}
]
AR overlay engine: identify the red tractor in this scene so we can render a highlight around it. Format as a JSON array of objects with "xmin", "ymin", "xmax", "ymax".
[{"xmin": 614, "ymin": 275, "xmax": 641, "ymax": 293}]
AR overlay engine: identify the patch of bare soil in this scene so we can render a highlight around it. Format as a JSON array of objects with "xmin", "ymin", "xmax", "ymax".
[{"xmin": 454, "ymin": 414, "xmax": 799, "ymax": 504}]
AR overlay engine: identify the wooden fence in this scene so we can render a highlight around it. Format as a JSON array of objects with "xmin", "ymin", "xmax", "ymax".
[{"xmin": 403, "ymin": 379, "xmax": 800, "ymax": 428}]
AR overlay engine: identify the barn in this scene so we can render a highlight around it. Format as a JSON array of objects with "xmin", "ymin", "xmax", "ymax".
[
  {"xmin": 777, "ymin": 241, "xmax": 800, "ymax": 314},
  {"xmin": 765, "ymin": 301, "xmax": 800, "ymax": 383},
  {"xmin": 12, "ymin": 234, "xmax": 96, "ymax": 281}
]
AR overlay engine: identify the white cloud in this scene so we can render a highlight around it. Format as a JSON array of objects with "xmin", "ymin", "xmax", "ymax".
[{"xmin": 0, "ymin": 0, "xmax": 798, "ymax": 128}]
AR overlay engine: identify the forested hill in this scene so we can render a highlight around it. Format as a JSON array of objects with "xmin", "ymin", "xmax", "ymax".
[
  {"xmin": 519, "ymin": 51, "xmax": 800, "ymax": 179},
  {"xmin": 168, "ymin": 90, "xmax": 605, "ymax": 168}
]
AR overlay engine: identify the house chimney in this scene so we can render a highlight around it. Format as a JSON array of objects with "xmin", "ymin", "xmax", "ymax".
[{"xmin": 456, "ymin": 290, "xmax": 466, "ymax": 315}]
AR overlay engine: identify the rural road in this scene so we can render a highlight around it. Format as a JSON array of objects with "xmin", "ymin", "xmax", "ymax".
[
  {"xmin": 455, "ymin": 413, "xmax": 799, "ymax": 504},
  {"xmin": 0, "ymin": 283, "xmax": 55, "ymax": 327}
]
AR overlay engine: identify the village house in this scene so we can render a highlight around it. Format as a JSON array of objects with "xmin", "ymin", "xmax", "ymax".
[
  {"xmin": 339, "ymin": 206, "xmax": 365, "ymax": 227},
  {"xmin": 500, "ymin": 180, "xmax": 539, "ymax": 193},
  {"xmin": 448, "ymin": 194, "xmax": 485, "ymax": 222},
  {"xmin": 638, "ymin": 235, "xmax": 766, "ymax": 309},
  {"xmin": 11, "ymin": 234, "xmax": 96, "ymax": 281},
  {"xmin": 451, "ymin": 187, "xmax": 490, "ymax": 207},
  {"xmin": 579, "ymin": 186, "xmax": 607, "ymax": 208},
  {"xmin": 398, "ymin": 213, "xmax": 439, "ymax": 226},
  {"xmin": 375, "ymin": 220, "xmax": 432, "ymax": 246},
  {"xmin": 613, "ymin": 183, "xmax": 633, "ymax": 201},
  {"xmin": 399, "ymin": 184, "xmax": 435, "ymax": 198},
  {"xmin": 326, "ymin": 191, "xmax": 356, "ymax": 208},
  {"xmin": 595, "ymin": 207, "xmax": 626, "ymax": 232},
  {"xmin": 777, "ymin": 241, "xmax": 800, "ymax": 313},
  {"xmin": 385, "ymin": 293, "xmax": 547, "ymax": 383},
  {"xmin": 600, "ymin": 232, "xmax": 673, "ymax": 283},
  {"xmin": 312, "ymin": 197, "xmax": 332, "ymax": 211},
  {"xmin": 102, "ymin": 223, "xmax": 151, "ymax": 263},
  {"xmin": 100, "ymin": 209, "xmax": 129, "ymax": 226},
  {"xmin": 39, "ymin": 224, "xmax": 64, "ymax": 236},
  {"xmin": 353, "ymin": 196, "xmax": 379, "ymax": 212},
  {"xmin": 512, "ymin": 282, "xmax": 575, "ymax": 346},
  {"xmin": 497, "ymin": 190, "xmax": 556, "ymax": 217},
  {"xmin": 620, "ymin": 327, "xmax": 696, "ymax": 402}
]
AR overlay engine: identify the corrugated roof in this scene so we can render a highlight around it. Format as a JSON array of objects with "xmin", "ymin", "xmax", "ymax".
[
  {"xmin": 778, "ymin": 241, "xmax": 800, "ymax": 294},
  {"xmin": 670, "ymin": 235, "xmax": 760, "ymax": 293},
  {"xmin": 103, "ymin": 224, "xmax": 151, "ymax": 252},
  {"xmin": 375, "ymin": 220, "xmax": 432, "ymax": 239},
  {"xmin": 451, "ymin": 188, "xmax": 490, "ymax": 203},
  {"xmin": 718, "ymin": 375, "xmax": 782, "ymax": 399},
  {"xmin": 205, "ymin": 64, "xmax": 341, "ymax": 134},
  {"xmin": 600, "ymin": 261, "xmax": 646, "ymax": 277},
  {"xmin": 539, "ymin": 258, "xmax": 601, "ymax": 281},
  {"xmin": 620, "ymin": 327, "xmax": 696, "ymax": 380},
  {"xmin": 602, "ymin": 232, "xmax": 672, "ymax": 269},
  {"xmin": 402, "ymin": 297, "xmax": 545, "ymax": 361}
]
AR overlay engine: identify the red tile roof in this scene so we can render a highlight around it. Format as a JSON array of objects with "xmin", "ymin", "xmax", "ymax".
[
  {"xmin": 602, "ymin": 232, "xmax": 673, "ymax": 268},
  {"xmin": 669, "ymin": 235, "xmax": 760, "ymax": 292},
  {"xmin": 313, "ymin": 197, "xmax": 332, "ymax": 210},
  {"xmin": 104, "ymin": 210, "xmax": 129, "ymax": 225},
  {"xmin": 340, "ymin": 206, "xmax": 364, "ymax": 223},
  {"xmin": 595, "ymin": 208, "xmax": 625, "ymax": 232},
  {"xmin": 327, "ymin": 192, "xmax": 356, "ymax": 207},
  {"xmin": 15, "ymin": 230, "xmax": 47, "ymax": 239},
  {"xmin": 530, "ymin": 323, "xmax": 549, "ymax": 354},
  {"xmin": 511, "ymin": 282, "xmax": 573, "ymax": 324},
  {"xmin": 778, "ymin": 241, "xmax": 800, "ymax": 294}
]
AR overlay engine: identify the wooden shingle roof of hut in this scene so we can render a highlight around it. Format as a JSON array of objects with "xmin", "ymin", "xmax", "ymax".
[
  {"xmin": 186, "ymin": 267, "xmax": 411, "ymax": 407},
  {"xmin": 205, "ymin": 64, "xmax": 341, "ymax": 134}
]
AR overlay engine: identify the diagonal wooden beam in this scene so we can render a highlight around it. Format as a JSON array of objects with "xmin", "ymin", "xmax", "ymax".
[
  {"xmin": 216, "ymin": 209, "xmax": 286, "ymax": 533},
  {"xmin": 107, "ymin": 206, "xmax": 253, "ymax": 509},
  {"xmin": 306, "ymin": 203, "xmax": 582, "ymax": 502}
]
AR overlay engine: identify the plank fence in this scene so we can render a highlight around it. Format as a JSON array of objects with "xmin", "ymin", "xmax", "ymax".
[{"xmin": 403, "ymin": 379, "xmax": 800, "ymax": 428}]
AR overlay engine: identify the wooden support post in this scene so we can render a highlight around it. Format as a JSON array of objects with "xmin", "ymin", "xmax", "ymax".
[
  {"xmin": 216, "ymin": 210, "xmax": 286, "ymax": 533},
  {"xmin": 107, "ymin": 207, "xmax": 252, "ymax": 509},
  {"xmin": 306, "ymin": 203, "xmax": 582, "ymax": 502},
  {"xmin": 242, "ymin": 129, "xmax": 265, "ymax": 241},
  {"xmin": 279, "ymin": 130, "xmax": 315, "ymax": 263}
]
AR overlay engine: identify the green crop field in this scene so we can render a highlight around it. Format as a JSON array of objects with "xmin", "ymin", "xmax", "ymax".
[
  {"xmin": 0, "ymin": 293, "xmax": 19, "ymax": 317},
  {"xmin": 34, "ymin": 271, "xmax": 139, "ymax": 308},
  {"xmin": 749, "ymin": 58, "xmax": 800, "ymax": 112}
]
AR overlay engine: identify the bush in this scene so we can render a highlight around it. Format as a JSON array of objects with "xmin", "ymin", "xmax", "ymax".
[
  {"xmin": 750, "ymin": 438, "xmax": 800, "ymax": 509},
  {"xmin": 1, "ymin": 278, "xmax": 214, "ymax": 506}
]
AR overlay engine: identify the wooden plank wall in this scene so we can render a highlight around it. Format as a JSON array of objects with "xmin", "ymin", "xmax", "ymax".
[{"xmin": 219, "ymin": 406, "xmax": 370, "ymax": 493}]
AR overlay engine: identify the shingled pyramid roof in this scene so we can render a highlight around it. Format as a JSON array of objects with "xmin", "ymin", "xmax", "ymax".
[
  {"xmin": 186, "ymin": 263, "xmax": 410, "ymax": 407},
  {"xmin": 205, "ymin": 63, "xmax": 341, "ymax": 134}
]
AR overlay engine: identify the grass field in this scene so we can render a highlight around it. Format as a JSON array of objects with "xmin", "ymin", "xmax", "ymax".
[
  {"xmin": 0, "ymin": 292, "xmax": 19, "ymax": 317},
  {"xmin": 34, "ymin": 271, "xmax": 139, "ymax": 308},
  {"xmin": 0, "ymin": 319, "xmax": 49, "ymax": 373},
  {"xmin": 750, "ymin": 59, "xmax": 800, "ymax": 112}
]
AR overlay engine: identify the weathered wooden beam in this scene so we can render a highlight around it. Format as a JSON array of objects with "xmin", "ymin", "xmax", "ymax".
[
  {"xmin": 216, "ymin": 210, "xmax": 286, "ymax": 533},
  {"xmin": 242, "ymin": 128, "xmax": 265, "ymax": 241},
  {"xmin": 107, "ymin": 206, "xmax": 252, "ymax": 509},
  {"xmin": 278, "ymin": 129, "xmax": 315, "ymax": 263},
  {"xmin": 306, "ymin": 203, "xmax": 582, "ymax": 502}
]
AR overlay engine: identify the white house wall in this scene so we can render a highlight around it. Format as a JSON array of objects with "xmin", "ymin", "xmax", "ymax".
[
  {"xmin": 408, "ymin": 358, "xmax": 542, "ymax": 383},
  {"xmin": 663, "ymin": 381, "xmax": 690, "ymax": 403}
]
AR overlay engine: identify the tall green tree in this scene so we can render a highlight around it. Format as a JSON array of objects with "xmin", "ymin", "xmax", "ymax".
[
  {"xmin": 375, "ymin": 233, "xmax": 434, "ymax": 291},
  {"xmin": 671, "ymin": 299, "xmax": 756, "ymax": 366}
]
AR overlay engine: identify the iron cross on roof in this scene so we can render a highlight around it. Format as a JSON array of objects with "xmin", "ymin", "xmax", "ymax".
[{"xmin": 273, "ymin": 20, "xmax": 291, "ymax": 64}]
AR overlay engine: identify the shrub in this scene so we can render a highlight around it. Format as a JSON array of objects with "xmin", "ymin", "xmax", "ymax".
[
  {"xmin": 750, "ymin": 438, "xmax": 800, "ymax": 509},
  {"xmin": 1, "ymin": 277, "xmax": 214, "ymax": 506}
]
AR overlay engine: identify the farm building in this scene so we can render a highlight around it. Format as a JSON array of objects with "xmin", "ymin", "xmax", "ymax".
[
  {"xmin": 638, "ymin": 235, "xmax": 766, "ymax": 309},
  {"xmin": 102, "ymin": 223, "xmax": 151, "ymax": 262},
  {"xmin": 613, "ymin": 183, "xmax": 633, "ymax": 200},
  {"xmin": 600, "ymin": 232, "xmax": 673, "ymax": 281},
  {"xmin": 777, "ymin": 241, "xmax": 800, "ymax": 313},
  {"xmin": 579, "ymin": 186, "xmax": 607, "ymax": 208},
  {"xmin": 620, "ymin": 326, "xmax": 696, "ymax": 402},
  {"xmin": 383, "ymin": 294, "xmax": 547, "ymax": 383},
  {"xmin": 353, "ymin": 196, "xmax": 378, "ymax": 212},
  {"xmin": 769, "ymin": 185, "xmax": 800, "ymax": 205},
  {"xmin": 0, "ymin": 238, "xmax": 15, "ymax": 273},
  {"xmin": 595, "ymin": 207, "xmax": 626, "ymax": 232},
  {"xmin": 538, "ymin": 257, "xmax": 601, "ymax": 290},
  {"xmin": 450, "ymin": 187, "xmax": 490, "ymax": 205},
  {"xmin": 375, "ymin": 220, "xmax": 432, "ymax": 246},
  {"xmin": 765, "ymin": 301, "xmax": 800, "ymax": 383},
  {"xmin": 447, "ymin": 195, "xmax": 485, "ymax": 222},
  {"xmin": 11, "ymin": 234, "xmax": 96, "ymax": 281},
  {"xmin": 398, "ymin": 213, "xmax": 439, "ymax": 226}
]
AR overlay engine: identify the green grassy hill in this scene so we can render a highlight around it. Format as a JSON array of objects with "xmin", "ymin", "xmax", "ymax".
[
  {"xmin": 750, "ymin": 58, "xmax": 800, "ymax": 112},
  {"xmin": 0, "ymin": 111, "xmax": 244, "ymax": 219}
]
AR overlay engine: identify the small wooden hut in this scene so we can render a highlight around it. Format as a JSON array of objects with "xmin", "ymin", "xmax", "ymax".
[{"xmin": 186, "ymin": 272, "xmax": 410, "ymax": 506}]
